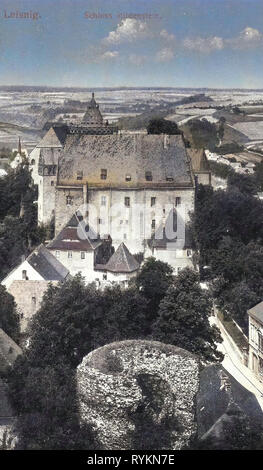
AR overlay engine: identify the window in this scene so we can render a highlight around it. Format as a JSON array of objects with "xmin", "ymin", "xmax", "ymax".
[
  {"xmin": 32, "ymin": 296, "xmax": 36, "ymax": 305},
  {"xmin": 81, "ymin": 252, "xmax": 85, "ymax": 259},
  {"xmin": 163, "ymin": 208, "xmax": 166, "ymax": 214},
  {"xmin": 22, "ymin": 270, "xmax": 27, "ymax": 280},
  {"xmin": 259, "ymin": 357, "xmax": 263, "ymax": 376},
  {"xmin": 66, "ymin": 195, "xmax": 73, "ymax": 205},
  {"xmin": 103, "ymin": 274, "xmax": 107, "ymax": 280},
  {"xmin": 55, "ymin": 251, "xmax": 60, "ymax": 258},
  {"xmin": 259, "ymin": 333, "xmax": 263, "ymax": 353},
  {"xmin": 124, "ymin": 197, "xmax": 130, "ymax": 207},
  {"xmin": 101, "ymin": 196, "xmax": 106, "ymax": 206},
  {"xmin": 68, "ymin": 251, "xmax": 72, "ymax": 259},
  {"xmin": 126, "ymin": 174, "xmax": 131, "ymax": 181},
  {"xmin": 98, "ymin": 218, "xmax": 103, "ymax": 225},
  {"xmin": 175, "ymin": 197, "xmax": 181, "ymax": 206},
  {"xmin": 151, "ymin": 219, "xmax": 156, "ymax": 230},
  {"xmin": 166, "ymin": 176, "xmax": 174, "ymax": 182},
  {"xmin": 187, "ymin": 249, "xmax": 192, "ymax": 257},
  {"xmin": 123, "ymin": 233, "xmax": 127, "ymax": 240},
  {"xmin": 151, "ymin": 197, "xmax": 156, "ymax": 207},
  {"xmin": 31, "ymin": 159, "xmax": 35, "ymax": 165},
  {"xmin": 77, "ymin": 170, "xmax": 83, "ymax": 180},
  {"xmin": 101, "ymin": 169, "xmax": 107, "ymax": 180},
  {"xmin": 177, "ymin": 267, "xmax": 182, "ymax": 273},
  {"xmin": 145, "ymin": 171, "xmax": 152, "ymax": 181},
  {"xmin": 120, "ymin": 220, "xmax": 123, "ymax": 225}
]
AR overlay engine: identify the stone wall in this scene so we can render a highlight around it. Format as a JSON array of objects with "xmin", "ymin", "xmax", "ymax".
[
  {"xmin": 55, "ymin": 186, "xmax": 195, "ymax": 255},
  {"xmin": 77, "ymin": 340, "xmax": 200, "ymax": 450},
  {"xmin": 8, "ymin": 280, "xmax": 57, "ymax": 332}
]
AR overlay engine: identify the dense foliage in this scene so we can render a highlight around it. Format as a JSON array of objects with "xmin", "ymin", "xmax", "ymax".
[
  {"xmin": 192, "ymin": 181, "xmax": 263, "ymax": 329},
  {"xmin": 8, "ymin": 260, "xmax": 222, "ymax": 449},
  {"xmin": 0, "ymin": 285, "xmax": 19, "ymax": 341},
  {"xmin": 147, "ymin": 118, "xmax": 183, "ymax": 135},
  {"xmin": 152, "ymin": 268, "xmax": 223, "ymax": 362},
  {"xmin": 0, "ymin": 166, "xmax": 47, "ymax": 280}
]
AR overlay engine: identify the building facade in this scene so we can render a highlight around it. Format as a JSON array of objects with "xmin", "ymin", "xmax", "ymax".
[
  {"xmin": 248, "ymin": 301, "xmax": 263, "ymax": 382},
  {"xmin": 30, "ymin": 94, "xmax": 195, "ymax": 273}
]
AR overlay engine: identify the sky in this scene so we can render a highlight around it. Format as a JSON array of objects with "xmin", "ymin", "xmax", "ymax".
[{"xmin": 0, "ymin": 0, "xmax": 263, "ymax": 88}]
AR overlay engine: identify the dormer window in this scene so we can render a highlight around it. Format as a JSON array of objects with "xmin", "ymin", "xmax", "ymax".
[
  {"xmin": 126, "ymin": 174, "xmax": 131, "ymax": 182},
  {"xmin": 77, "ymin": 170, "xmax": 83, "ymax": 180},
  {"xmin": 145, "ymin": 171, "xmax": 152, "ymax": 181},
  {"xmin": 101, "ymin": 169, "xmax": 107, "ymax": 180}
]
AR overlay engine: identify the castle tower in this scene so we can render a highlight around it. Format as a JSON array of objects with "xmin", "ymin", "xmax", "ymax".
[{"xmin": 82, "ymin": 92, "xmax": 103, "ymax": 127}]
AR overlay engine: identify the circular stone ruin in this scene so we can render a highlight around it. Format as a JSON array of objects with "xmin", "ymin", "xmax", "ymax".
[{"xmin": 77, "ymin": 340, "xmax": 200, "ymax": 450}]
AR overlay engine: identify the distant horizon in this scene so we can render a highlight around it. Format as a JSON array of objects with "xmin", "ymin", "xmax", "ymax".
[{"xmin": 1, "ymin": 84, "xmax": 263, "ymax": 92}]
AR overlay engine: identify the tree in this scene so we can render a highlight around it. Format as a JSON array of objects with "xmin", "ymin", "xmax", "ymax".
[
  {"xmin": 152, "ymin": 268, "xmax": 223, "ymax": 362},
  {"xmin": 7, "ymin": 276, "xmax": 150, "ymax": 449},
  {"xmin": 184, "ymin": 119, "xmax": 219, "ymax": 150},
  {"xmin": 227, "ymin": 172, "xmax": 258, "ymax": 195},
  {"xmin": 135, "ymin": 257, "xmax": 174, "ymax": 322},
  {"xmin": 0, "ymin": 285, "xmax": 19, "ymax": 341},
  {"xmin": 147, "ymin": 118, "xmax": 182, "ymax": 135}
]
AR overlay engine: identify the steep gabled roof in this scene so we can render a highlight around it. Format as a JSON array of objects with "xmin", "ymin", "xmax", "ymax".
[
  {"xmin": 47, "ymin": 213, "xmax": 102, "ymax": 252},
  {"xmin": 37, "ymin": 126, "xmax": 67, "ymax": 148},
  {"xmin": 105, "ymin": 243, "xmax": 139, "ymax": 273},
  {"xmin": 58, "ymin": 134, "xmax": 193, "ymax": 188},
  {"xmin": 0, "ymin": 328, "xmax": 22, "ymax": 373},
  {"xmin": 187, "ymin": 148, "xmax": 210, "ymax": 172},
  {"xmin": 248, "ymin": 301, "xmax": 263, "ymax": 324},
  {"xmin": 27, "ymin": 245, "xmax": 69, "ymax": 281}
]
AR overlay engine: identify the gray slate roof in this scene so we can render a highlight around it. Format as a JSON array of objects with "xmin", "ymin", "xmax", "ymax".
[
  {"xmin": 248, "ymin": 301, "xmax": 263, "ymax": 324},
  {"xmin": 37, "ymin": 126, "xmax": 67, "ymax": 148},
  {"xmin": 47, "ymin": 213, "xmax": 102, "ymax": 252},
  {"xmin": 27, "ymin": 245, "xmax": 69, "ymax": 281},
  {"xmin": 0, "ymin": 329, "xmax": 22, "ymax": 374},
  {"xmin": 105, "ymin": 243, "xmax": 139, "ymax": 273},
  {"xmin": 57, "ymin": 134, "xmax": 193, "ymax": 188}
]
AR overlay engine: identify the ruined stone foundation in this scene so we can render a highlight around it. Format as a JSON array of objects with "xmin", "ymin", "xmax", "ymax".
[{"xmin": 77, "ymin": 340, "xmax": 200, "ymax": 450}]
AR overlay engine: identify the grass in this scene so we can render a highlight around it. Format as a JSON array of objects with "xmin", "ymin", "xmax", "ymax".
[{"xmin": 217, "ymin": 310, "xmax": 248, "ymax": 351}]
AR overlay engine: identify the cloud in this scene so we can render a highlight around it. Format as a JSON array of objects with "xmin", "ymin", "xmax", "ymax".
[
  {"xmin": 240, "ymin": 26, "xmax": 262, "ymax": 41},
  {"xmin": 160, "ymin": 29, "xmax": 176, "ymax": 42},
  {"xmin": 183, "ymin": 36, "xmax": 224, "ymax": 53},
  {"xmin": 128, "ymin": 54, "xmax": 146, "ymax": 66},
  {"xmin": 156, "ymin": 48, "xmax": 174, "ymax": 62},
  {"xmin": 103, "ymin": 19, "xmax": 152, "ymax": 44},
  {"xmin": 99, "ymin": 50, "xmax": 119, "ymax": 60},
  {"xmin": 227, "ymin": 26, "xmax": 263, "ymax": 49},
  {"xmin": 182, "ymin": 26, "xmax": 263, "ymax": 54}
]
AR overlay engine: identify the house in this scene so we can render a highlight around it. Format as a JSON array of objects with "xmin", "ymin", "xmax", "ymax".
[
  {"xmin": 94, "ymin": 242, "xmax": 140, "ymax": 287},
  {"xmin": 187, "ymin": 148, "xmax": 211, "ymax": 185},
  {"xmin": 2, "ymin": 244, "xmax": 69, "ymax": 289},
  {"xmin": 47, "ymin": 212, "xmax": 110, "ymax": 283},
  {"xmin": 32, "ymin": 94, "xmax": 195, "ymax": 263},
  {"xmin": 248, "ymin": 301, "xmax": 263, "ymax": 382},
  {"xmin": 47, "ymin": 212, "xmax": 139, "ymax": 286},
  {"xmin": 2, "ymin": 245, "xmax": 69, "ymax": 332}
]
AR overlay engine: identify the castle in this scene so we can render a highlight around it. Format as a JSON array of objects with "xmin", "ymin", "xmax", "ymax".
[{"xmin": 29, "ymin": 93, "xmax": 196, "ymax": 279}]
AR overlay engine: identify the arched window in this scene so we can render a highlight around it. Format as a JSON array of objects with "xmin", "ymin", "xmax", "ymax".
[{"xmin": 31, "ymin": 159, "xmax": 35, "ymax": 165}]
